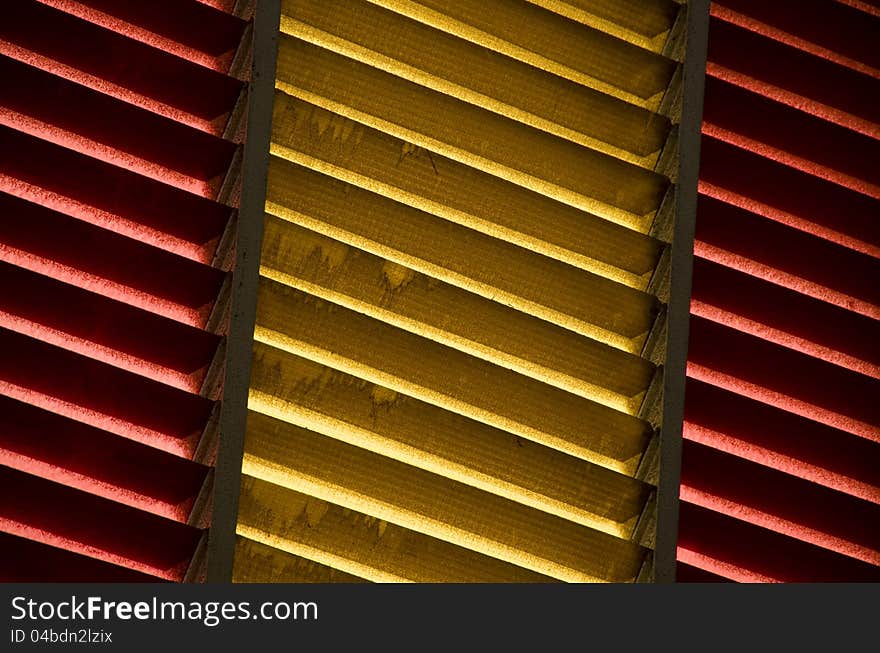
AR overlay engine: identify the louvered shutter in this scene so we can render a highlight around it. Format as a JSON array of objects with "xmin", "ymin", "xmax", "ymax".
[
  {"xmin": 0, "ymin": 0, "xmax": 252, "ymax": 581},
  {"xmin": 233, "ymin": 0, "xmax": 687, "ymax": 583},
  {"xmin": 676, "ymin": 0, "xmax": 880, "ymax": 582}
]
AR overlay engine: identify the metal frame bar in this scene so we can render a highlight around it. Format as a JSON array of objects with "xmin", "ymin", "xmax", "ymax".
[
  {"xmin": 206, "ymin": 0, "xmax": 282, "ymax": 583},
  {"xmin": 654, "ymin": 0, "xmax": 710, "ymax": 583}
]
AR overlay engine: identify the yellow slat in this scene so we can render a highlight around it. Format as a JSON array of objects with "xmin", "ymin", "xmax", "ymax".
[
  {"xmin": 253, "ymin": 289, "xmax": 651, "ymax": 475},
  {"xmin": 526, "ymin": 0, "xmax": 678, "ymax": 52},
  {"xmin": 234, "ymin": 0, "xmax": 677, "ymax": 583},
  {"xmin": 275, "ymin": 35, "xmax": 669, "ymax": 222},
  {"xmin": 233, "ymin": 535, "xmax": 370, "ymax": 583},
  {"xmin": 247, "ymin": 347, "xmax": 649, "ymax": 533},
  {"xmin": 281, "ymin": 0, "xmax": 670, "ymax": 165},
  {"xmin": 259, "ymin": 216, "xmax": 654, "ymax": 410},
  {"xmin": 270, "ymin": 92, "xmax": 663, "ymax": 279},
  {"xmin": 238, "ymin": 477, "xmax": 557, "ymax": 582},
  {"xmin": 364, "ymin": 0, "xmax": 676, "ymax": 104},
  {"xmin": 242, "ymin": 413, "xmax": 647, "ymax": 582},
  {"xmin": 265, "ymin": 159, "xmax": 659, "ymax": 351}
]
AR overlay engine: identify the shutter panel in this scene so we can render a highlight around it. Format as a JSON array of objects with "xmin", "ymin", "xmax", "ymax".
[
  {"xmin": 234, "ymin": 0, "xmax": 685, "ymax": 582},
  {"xmin": 677, "ymin": 0, "xmax": 880, "ymax": 582},
  {"xmin": 0, "ymin": 0, "xmax": 251, "ymax": 581}
]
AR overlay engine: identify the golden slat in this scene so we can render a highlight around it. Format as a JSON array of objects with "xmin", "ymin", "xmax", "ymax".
[
  {"xmin": 242, "ymin": 412, "xmax": 648, "ymax": 582},
  {"xmin": 281, "ymin": 0, "xmax": 670, "ymax": 165},
  {"xmin": 526, "ymin": 0, "xmax": 677, "ymax": 52},
  {"xmin": 270, "ymin": 92, "xmax": 663, "ymax": 277},
  {"xmin": 552, "ymin": 0, "xmax": 676, "ymax": 36},
  {"xmin": 260, "ymin": 216, "xmax": 654, "ymax": 411},
  {"xmin": 275, "ymin": 35, "xmax": 669, "ymax": 220},
  {"xmin": 364, "ymin": 0, "xmax": 676, "ymax": 104},
  {"xmin": 234, "ymin": 0, "xmax": 676, "ymax": 583},
  {"xmin": 233, "ymin": 536, "xmax": 369, "ymax": 583},
  {"xmin": 248, "ymin": 346, "xmax": 649, "ymax": 533},
  {"xmin": 237, "ymin": 476, "xmax": 557, "ymax": 582},
  {"xmin": 265, "ymin": 158, "xmax": 659, "ymax": 352},
  {"xmin": 253, "ymin": 288, "xmax": 652, "ymax": 475}
]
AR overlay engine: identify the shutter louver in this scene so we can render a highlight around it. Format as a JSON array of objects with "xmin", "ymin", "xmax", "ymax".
[
  {"xmin": 676, "ymin": 0, "xmax": 880, "ymax": 582},
  {"xmin": 0, "ymin": 0, "xmax": 252, "ymax": 581},
  {"xmin": 234, "ymin": 0, "xmax": 687, "ymax": 582}
]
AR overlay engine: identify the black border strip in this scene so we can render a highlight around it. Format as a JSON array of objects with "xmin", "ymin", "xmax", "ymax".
[
  {"xmin": 654, "ymin": 0, "xmax": 710, "ymax": 583},
  {"xmin": 206, "ymin": 0, "xmax": 282, "ymax": 583}
]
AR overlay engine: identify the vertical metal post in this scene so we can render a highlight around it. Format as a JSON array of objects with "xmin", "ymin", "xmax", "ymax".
[
  {"xmin": 654, "ymin": 0, "xmax": 710, "ymax": 583},
  {"xmin": 206, "ymin": 0, "xmax": 282, "ymax": 583}
]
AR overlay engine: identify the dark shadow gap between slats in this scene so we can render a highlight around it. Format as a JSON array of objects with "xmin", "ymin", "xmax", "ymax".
[
  {"xmin": 677, "ymin": 501, "xmax": 880, "ymax": 582},
  {"xmin": 699, "ymin": 136, "xmax": 880, "ymax": 249},
  {"xmin": 1, "ymin": 0, "xmax": 243, "ymax": 124},
  {"xmin": 694, "ymin": 193, "xmax": 880, "ymax": 309},
  {"xmin": 0, "ymin": 193, "xmax": 226, "ymax": 325},
  {"xmin": 0, "ymin": 261, "xmax": 220, "ymax": 382},
  {"xmin": 0, "ymin": 127, "xmax": 232, "ymax": 257},
  {"xmin": 684, "ymin": 378, "xmax": 880, "ymax": 501},
  {"xmin": 0, "ymin": 465, "xmax": 201, "ymax": 579},
  {"xmin": 688, "ymin": 315, "xmax": 880, "ymax": 431},
  {"xmin": 690, "ymin": 257, "xmax": 880, "ymax": 373},
  {"xmin": 707, "ymin": 16, "xmax": 880, "ymax": 124},
  {"xmin": 0, "ymin": 395, "xmax": 208, "ymax": 521},
  {"xmin": 0, "ymin": 532, "xmax": 161, "ymax": 582},
  {"xmin": 0, "ymin": 328, "xmax": 214, "ymax": 455}
]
